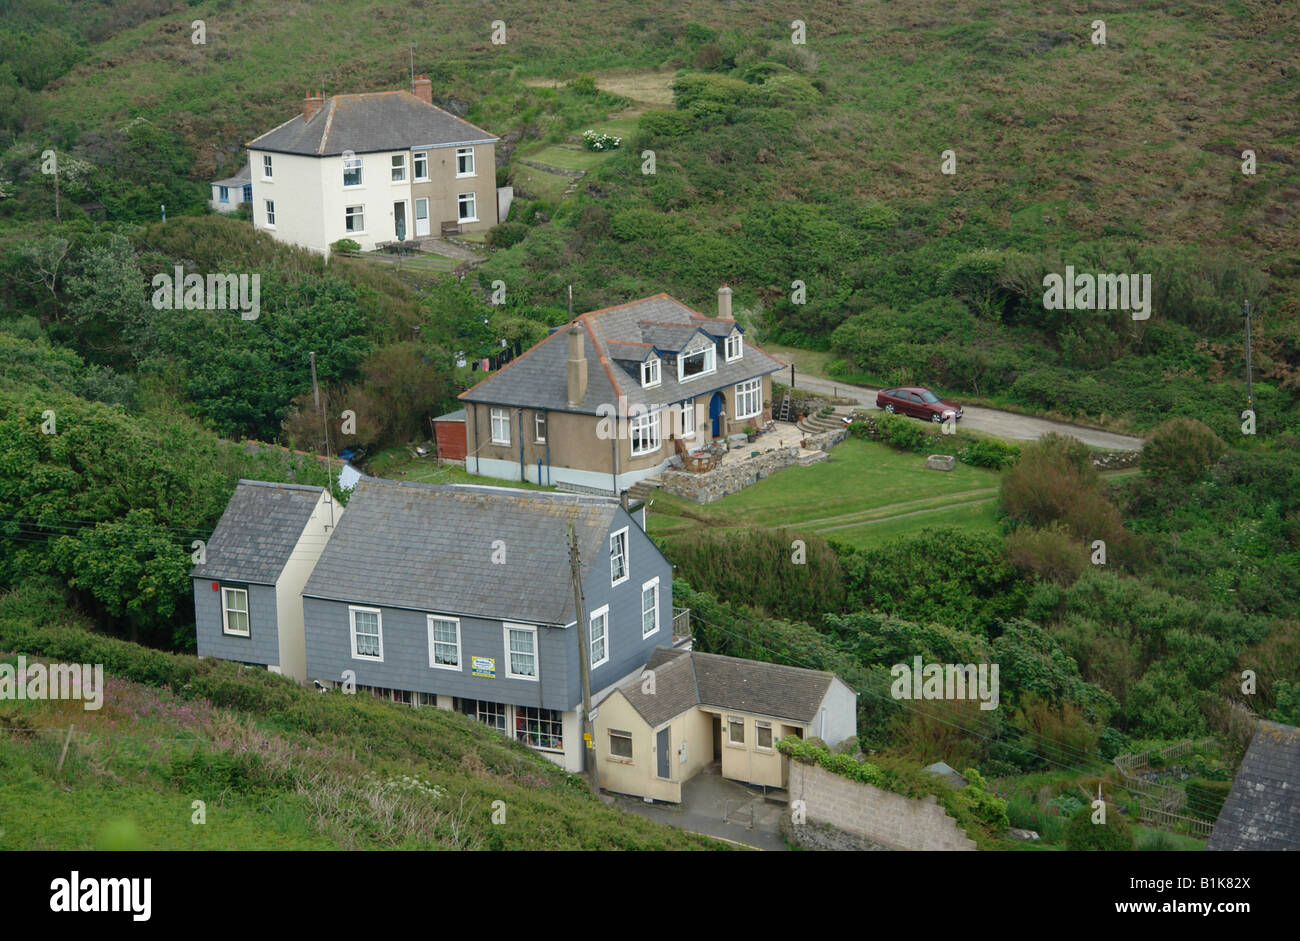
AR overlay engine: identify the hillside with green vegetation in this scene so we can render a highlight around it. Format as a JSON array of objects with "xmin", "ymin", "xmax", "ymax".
[{"xmin": 0, "ymin": 585, "xmax": 720, "ymax": 851}]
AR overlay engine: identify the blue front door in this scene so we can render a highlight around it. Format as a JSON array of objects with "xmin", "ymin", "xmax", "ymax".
[{"xmin": 709, "ymin": 391, "xmax": 724, "ymax": 438}]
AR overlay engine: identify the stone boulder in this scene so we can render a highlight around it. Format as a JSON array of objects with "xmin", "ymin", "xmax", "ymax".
[{"xmin": 926, "ymin": 454, "xmax": 956, "ymax": 471}]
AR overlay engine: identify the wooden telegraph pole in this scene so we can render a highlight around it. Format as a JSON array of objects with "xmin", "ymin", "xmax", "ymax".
[{"xmin": 568, "ymin": 523, "xmax": 600, "ymax": 794}]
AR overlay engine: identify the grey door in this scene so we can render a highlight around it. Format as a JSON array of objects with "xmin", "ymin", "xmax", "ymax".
[
  {"xmin": 394, "ymin": 201, "xmax": 407, "ymax": 241},
  {"xmin": 656, "ymin": 727, "xmax": 670, "ymax": 778}
]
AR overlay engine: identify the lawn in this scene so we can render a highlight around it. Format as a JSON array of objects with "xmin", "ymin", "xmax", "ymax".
[
  {"xmin": 647, "ymin": 438, "xmax": 1005, "ymax": 548},
  {"xmin": 510, "ymin": 162, "xmax": 574, "ymax": 202},
  {"xmin": 525, "ymin": 144, "xmax": 610, "ymax": 172}
]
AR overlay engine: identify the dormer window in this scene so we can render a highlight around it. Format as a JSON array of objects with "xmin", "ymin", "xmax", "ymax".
[
  {"xmin": 678, "ymin": 345, "xmax": 715, "ymax": 382},
  {"xmin": 641, "ymin": 357, "xmax": 660, "ymax": 388},
  {"xmin": 725, "ymin": 331, "xmax": 743, "ymax": 362}
]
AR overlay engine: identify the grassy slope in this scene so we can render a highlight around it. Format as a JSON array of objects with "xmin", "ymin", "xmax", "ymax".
[
  {"xmin": 33, "ymin": 1, "xmax": 1298, "ymax": 259},
  {"xmin": 0, "ymin": 638, "xmax": 721, "ymax": 851}
]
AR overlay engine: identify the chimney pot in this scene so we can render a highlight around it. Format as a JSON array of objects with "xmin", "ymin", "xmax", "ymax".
[
  {"xmin": 718, "ymin": 284, "xmax": 733, "ymax": 319},
  {"xmin": 303, "ymin": 89, "xmax": 324, "ymax": 121},
  {"xmin": 412, "ymin": 74, "xmax": 433, "ymax": 105}
]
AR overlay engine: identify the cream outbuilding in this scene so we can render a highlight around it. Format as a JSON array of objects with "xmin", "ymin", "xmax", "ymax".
[{"xmin": 592, "ymin": 647, "xmax": 857, "ymax": 803}]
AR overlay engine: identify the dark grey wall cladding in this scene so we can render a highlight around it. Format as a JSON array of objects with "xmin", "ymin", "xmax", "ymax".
[
  {"xmin": 303, "ymin": 597, "xmax": 576, "ymax": 711},
  {"xmin": 301, "ymin": 505, "xmax": 672, "ymax": 711},
  {"xmin": 582, "ymin": 508, "xmax": 673, "ymax": 696},
  {"xmin": 193, "ymin": 580, "xmax": 279, "ymax": 666}
]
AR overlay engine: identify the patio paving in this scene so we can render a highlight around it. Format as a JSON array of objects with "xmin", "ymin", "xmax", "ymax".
[{"xmin": 612, "ymin": 763, "xmax": 789, "ymax": 851}]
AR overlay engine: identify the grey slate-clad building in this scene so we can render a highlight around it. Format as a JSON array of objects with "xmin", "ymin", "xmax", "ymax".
[
  {"xmin": 191, "ymin": 480, "xmax": 340, "ymax": 683},
  {"xmin": 300, "ymin": 478, "xmax": 674, "ymax": 773},
  {"xmin": 1206, "ymin": 720, "xmax": 1300, "ymax": 851},
  {"xmin": 459, "ymin": 289, "xmax": 786, "ymax": 493}
]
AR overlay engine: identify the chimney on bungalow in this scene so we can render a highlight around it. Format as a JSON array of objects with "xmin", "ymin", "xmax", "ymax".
[
  {"xmin": 718, "ymin": 284, "xmax": 733, "ymax": 319},
  {"xmin": 566, "ymin": 320, "xmax": 588, "ymax": 407},
  {"xmin": 412, "ymin": 74, "xmax": 433, "ymax": 105},
  {"xmin": 303, "ymin": 89, "xmax": 324, "ymax": 120}
]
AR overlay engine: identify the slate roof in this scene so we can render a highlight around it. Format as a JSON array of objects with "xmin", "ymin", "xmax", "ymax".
[
  {"xmin": 616, "ymin": 647, "xmax": 839, "ymax": 728},
  {"xmin": 247, "ymin": 91, "xmax": 498, "ymax": 157},
  {"xmin": 211, "ymin": 164, "xmax": 250, "ymax": 188},
  {"xmin": 190, "ymin": 480, "xmax": 326, "ymax": 585},
  {"xmin": 460, "ymin": 294, "xmax": 786, "ymax": 415},
  {"xmin": 1206, "ymin": 721, "xmax": 1300, "ymax": 851},
  {"xmin": 300, "ymin": 478, "xmax": 628, "ymax": 625}
]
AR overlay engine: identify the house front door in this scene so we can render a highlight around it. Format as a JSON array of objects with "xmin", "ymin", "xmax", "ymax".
[
  {"xmin": 415, "ymin": 198, "xmax": 430, "ymax": 236},
  {"xmin": 394, "ymin": 201, "xmax": 407, "ymax": 241},
  {"xmin": 656, "ymin": 727, "xmax": 671, "ymax": 779},
  {"xmin": 709, "ymin": 391, "xmax": 724, "ymax": 438}
]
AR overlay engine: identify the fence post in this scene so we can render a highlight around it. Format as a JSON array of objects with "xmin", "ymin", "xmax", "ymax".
[{"xmin": 56, "ymin": 724, "xmax": 74, "ymax": 774}]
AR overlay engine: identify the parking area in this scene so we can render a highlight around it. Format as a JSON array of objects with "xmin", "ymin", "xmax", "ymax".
[{"xmin": 613, "ymin": 763, "xmax": 789, "ymax": 851}]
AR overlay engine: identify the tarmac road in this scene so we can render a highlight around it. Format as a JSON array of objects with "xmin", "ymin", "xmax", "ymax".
[{"xmin": 790, "ymin": 373, "xmax": 1144, "ymax": 451}]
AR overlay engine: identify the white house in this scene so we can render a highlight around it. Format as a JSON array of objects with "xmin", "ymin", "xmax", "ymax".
[
  {"xmin": 209, "ymin": 164, "xmax": 252, "ymax": 213},
  {"xmin": 246, "ymin": 76, "xmax": 501, "ymax": 254}
]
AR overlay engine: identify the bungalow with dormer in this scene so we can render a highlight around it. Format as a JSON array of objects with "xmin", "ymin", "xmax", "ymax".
[
  {"xmin": 245, "ymin": 75, "xmax": 500, "ymax": 254},
  {"xmin": 459, "ymin": 288, "xmax": 786, "ymax": 493}
]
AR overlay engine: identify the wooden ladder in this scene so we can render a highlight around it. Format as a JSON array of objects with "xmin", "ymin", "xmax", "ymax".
[{"xmin": 774, "ymin": 389, "xmax": 793, "ymax": 423}]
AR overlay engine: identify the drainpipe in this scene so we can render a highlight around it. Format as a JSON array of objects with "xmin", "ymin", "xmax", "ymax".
[
  {"xmin": 610, "ymin": 416, "xmax": 619, "ymax": 495},
  {"xmin": 518, "ymin": 408, "xmax": 525, "ymax": 482},
  {"xmin": 470, "ymin": 405, "xmax": 479, "ymax": 475},
  {"xmin": 545, "ymin": 420, "xmax": 551, "ymax": 486}
]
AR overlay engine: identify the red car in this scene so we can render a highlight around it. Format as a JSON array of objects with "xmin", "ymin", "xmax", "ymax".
[{"xmin": 876, "ymin": 386, "xmax": 964, "ymax": 423}]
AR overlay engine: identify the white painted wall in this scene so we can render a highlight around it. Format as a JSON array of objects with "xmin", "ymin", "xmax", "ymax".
[
  {"xmin": 817, "ymin": 677, "xmax": 858, "ymax": 746},
  {"xmin": 273, "ymin": 490, "xmax": 342, "ymax": 684},
  {"xmin": 249, "ymin": 149, "xmax": 327, "ymax": 253}
]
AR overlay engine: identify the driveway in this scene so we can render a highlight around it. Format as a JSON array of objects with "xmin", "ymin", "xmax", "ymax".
[
  {"xmin": 614, "ymin": 764, "xmax": 788, "ymax": 851},
  {"xmin": 790, "ymin": 374, "xmax": 1144, "ymax": 451}
]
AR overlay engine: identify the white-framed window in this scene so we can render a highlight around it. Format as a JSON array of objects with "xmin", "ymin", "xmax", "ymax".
[
  {"xmin": 413, "ymin": 151, "xmax": 429, "ymax": 181},
  {"xmin": 505, "ymin": 624, "xmax": 538, "ymax": 680},
  {"xmin": 629, "ymin": 410, "xmax": 660, "ymax": 457},
  {"xmin": 534, "ymin": 413, "xmax": 547, "ymax": 443},
  {"xmin": 221, "ymin": 587, "xmax": 249, "ymax": 636},
  {"xmin": 735, "ymin": 378, "xmax": 762, "ymax": 420},
  {"xmin": 728, "ymin": 715, "xmax": 745, "ymax": 745},
  {"xmin": 641, "ymin": 577, "xmax": 659, "ymax": 638},
  {"xmin": 678, "ymin": 345, "xmax": 715, "ymax": 381},
  {"xmin": 608, "ymin": 729, "xmax": 634, "ymax": 761},
  {"xmin": 679, "ymin": 402, "xmax": 695, "ymax": 438},
  {"xmin": 261, "ymin": 154, "xmax": 273, "ymax": 179},
  {"xmin": 427, "ymin": 615, "xmax": 461, "ymax": 670},
  {"xmin": 589, "ymin": 604, "xmax": 609, "ymax": 668},
  {"xmin": 456, "ymin": 147, "xmax": 475, "ymax": 177},
  {"xmin": 726, "ymin": 332, "xmax": 744, "ymax": 362},
  {"xmin": 610, "ymin": 527, "xmax": 629, "ymax": 586},
  {"xmin": 756, "ymin": 720, "xmax": 773, "ymax": 750},
  {"xmin": 343, "ymin": 154, "xmax": 363, "ymax": 187},
  {"xmin": 490, "ymin": 407, "xmax": 510, "ymax": 445},
  {"xmin": 461, "ymin": 698, "xmax": 506, "ymax": 731},
  {"xmin": 349, "ymin": 606, "xmax": 383, "ymax": 660},
  {"xmin": 515, "ymin": 705, "xmax": 563, "ymax": 751},
  {"xmin": 264, "ymin": 199, "xmax": 276, "ymax": 226},
  {"xmin": 218, "ymin": 185, "xmax": 229, "ymax": 203},
  {"xmin": 391, "ymin": 154, "xmax": 407, "ymax": 182},
  {"xmin": 641, "ymin": 357, "xmax": 660, "ymax": 388},
  {"xmin": 345, "ymin": 205, "xmax": 364, "ymax": 233},
  {"xmin": 457, "ymin": 192, "xmax": 477, "ymax": 223}
]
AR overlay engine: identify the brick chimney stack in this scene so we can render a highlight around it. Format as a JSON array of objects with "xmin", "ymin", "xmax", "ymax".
[
  {"xmin": 718, "ymin": 284, "xmax": 733, "ymax": 319},
  {"xmin": 412, "ymin": 74, "xmax": 432, "ymax": 105},
  {"xmin": 303, "ymin": 89, "xmax": 323, "ymax": 120},
  {"xmin": 566, "ymin": 321, "xmax": 588, "ymax": 407}
]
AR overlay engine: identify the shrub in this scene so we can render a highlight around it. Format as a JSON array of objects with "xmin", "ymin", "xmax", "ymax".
[
  {"xmin": 486, "ymin": 221, "xmax": 529, "ymax": 249},
  {"xmin": 960, "ymin": 438, "xmax": 1020, "ymax": 469},
  {"xmin": 1186, "ymin": 778, "xmax": 1232, "ymax": 821},
  {"xmin": 1065, "ymin": 802, "xmax": 1135, "ymax": 850},
  {"xmin": 330, "ymin": 238, "xmax": 361, "ymax": 254},
  {"xmin": 580, "ymin": 130, "xmax": 622, "ymax": 152},
  {"xmin": 873, "ymin": 410, "xmax": 928, "ymax": 452},
  {"xmin": 1004, "ymin": 523, "xmax": 1088, "ymax": 585},
  {"xmin": 1141, "ymin": 417, "xmax": 1226, "ymax": 485}
]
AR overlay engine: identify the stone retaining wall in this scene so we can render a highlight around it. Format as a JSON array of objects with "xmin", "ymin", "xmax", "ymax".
[
  {"xmin": 658, "ymin": 428, "xmax": 847, "ymax": 504},
  {"xmin": 786, "ymin": 761, "xmax": 976, "ymax": 851}
]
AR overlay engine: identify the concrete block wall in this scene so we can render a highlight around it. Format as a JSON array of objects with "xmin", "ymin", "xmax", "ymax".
[{"xmin": 788, "ymin": 761, "xmax": 977, "ymax": 851}]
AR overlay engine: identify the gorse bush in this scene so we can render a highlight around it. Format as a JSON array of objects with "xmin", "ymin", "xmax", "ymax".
[{"xmin": 1141, "ymin": 417, "xmax": 1226, "ymax": 486}]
